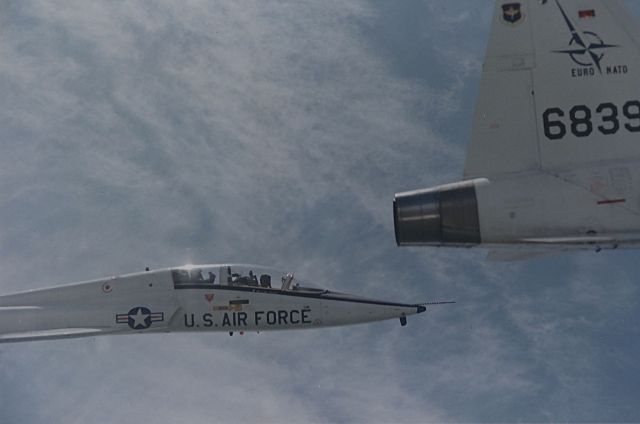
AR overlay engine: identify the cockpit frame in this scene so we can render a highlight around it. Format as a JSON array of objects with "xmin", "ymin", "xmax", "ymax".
[{"xmin": 170, "ymin": 264, "xmax": 323, "ymax": 293}]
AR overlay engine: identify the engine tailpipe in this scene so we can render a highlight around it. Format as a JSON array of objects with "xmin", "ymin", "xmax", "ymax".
[{"xmin": 393, "ymin": 179, "xmax": 487, "ymax": 246}]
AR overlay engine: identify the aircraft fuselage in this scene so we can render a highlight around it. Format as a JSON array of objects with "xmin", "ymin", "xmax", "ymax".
[
  {"xmin": 394, "ymin": 161, "xmax": 640, "ymax": 251},
  {"xmin": 0, "ymin": 264, "xmax": 428, "ymax": 342}
]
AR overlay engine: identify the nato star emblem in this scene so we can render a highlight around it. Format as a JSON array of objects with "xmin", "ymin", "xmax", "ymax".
[{"xmin": 551, "ymin": 0, "xmax": 618, "ymax": 74}]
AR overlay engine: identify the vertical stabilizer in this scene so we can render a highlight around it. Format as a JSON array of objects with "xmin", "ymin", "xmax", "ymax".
[{"xmin": 464, "ymin": 0, "xmax": 640, "ymax": 178}]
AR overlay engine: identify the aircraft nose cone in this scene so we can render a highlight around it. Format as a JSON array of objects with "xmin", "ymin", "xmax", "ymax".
[{"xmin": 417, "ymin": 305, "xmax": 427, "ymax": 314}]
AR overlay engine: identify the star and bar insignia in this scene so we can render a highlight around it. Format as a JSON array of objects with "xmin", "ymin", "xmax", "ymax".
[{"xmin": 116, "ymin": 306, "xmax": 164, "ymax": 330}]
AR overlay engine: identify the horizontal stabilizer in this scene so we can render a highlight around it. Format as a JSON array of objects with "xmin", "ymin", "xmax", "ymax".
[
  {"xmin": 486, "ymin": 236, "xmax": 616, "ymax": 261},
  {"xmin": 521, "ymin": 236, "xmax": 614, "ymax": 244},
  {"xmin": 486, "ymin": 249, "xmax": 561, "ymax": 262}
]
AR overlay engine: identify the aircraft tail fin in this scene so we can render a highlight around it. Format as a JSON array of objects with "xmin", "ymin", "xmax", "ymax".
[{"xmin": 464, "ymin": 0, "xmax": 640, "ymax": 178}]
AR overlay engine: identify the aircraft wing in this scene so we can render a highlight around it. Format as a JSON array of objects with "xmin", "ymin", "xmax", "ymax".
[
  {"xmin": 0, "ymin": 327, "xmax": 124, "ymax": 343},
  {"xmin": 0, "ymin": 303, "xmax": 178, "ymax": 343}
]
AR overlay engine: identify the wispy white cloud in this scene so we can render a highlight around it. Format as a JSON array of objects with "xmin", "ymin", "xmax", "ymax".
[
  {"xmin": 2, "ymin": 0, "xmax": 640, "ymax": 422},
  {"xmin": 0, "ymin": 0, "xmax": 473, "ymax": 422}
]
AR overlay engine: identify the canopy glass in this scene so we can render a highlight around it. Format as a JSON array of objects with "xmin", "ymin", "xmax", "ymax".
[{"xmin": 170, "ymin": 264, "xmax": 324, "ymax": 292}]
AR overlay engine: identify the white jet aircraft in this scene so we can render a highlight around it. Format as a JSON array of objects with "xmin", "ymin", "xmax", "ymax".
[
  {"xmin": 0, "ymin": 264, "xmax": 448, "ymax": 343},
  {"xmin": 393, "ymin": 0, "xmax": 640, "ymax": 259}
]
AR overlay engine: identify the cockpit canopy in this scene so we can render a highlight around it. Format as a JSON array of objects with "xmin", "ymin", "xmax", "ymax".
[{"xmin": 171, "ymin": 264, "xmax": 324, "ymax": 292}]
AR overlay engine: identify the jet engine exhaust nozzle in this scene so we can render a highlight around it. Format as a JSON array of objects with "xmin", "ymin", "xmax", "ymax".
[{"xmin": 393, "ymin": 179, "xmax": 486, "ymax": 246}]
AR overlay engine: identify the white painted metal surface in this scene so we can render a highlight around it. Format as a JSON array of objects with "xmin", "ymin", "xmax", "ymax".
[
  {"xmin": 0, "ymin": 264, "xmax": 437, "ymax": 343},
  {"xmin": 394, "ymin": 0, "xmax": 640, "ymax": 254}
]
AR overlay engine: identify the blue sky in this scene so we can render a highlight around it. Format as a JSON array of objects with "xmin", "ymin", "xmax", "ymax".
[{"xmin": 1, "ymin": 0, "xmax": 640, "ymax": 422}]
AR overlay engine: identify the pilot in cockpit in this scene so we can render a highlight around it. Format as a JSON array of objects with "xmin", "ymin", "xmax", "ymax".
[
  {"xmin": 259, "ymin": 274, "xmax": 271, "ymax": 288},
  {"xmin": 208, "ymin": 272, "xmax": 216, "ymax": 284},
  {"xmin": 248, "ymin": 270, "xmax": 259, "ymax": 286},
  {"xmin": 192, "ymin": 269, "xmax": 204, "ymax": 282},
  {"xmin": 227, "ymin": 266, "xmax": 233, "ymax": 284}
]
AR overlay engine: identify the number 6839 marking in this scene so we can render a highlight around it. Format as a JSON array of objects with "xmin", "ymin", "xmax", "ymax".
[{"xmin": 542, "ymin": 100, "xmax": 640, "ymax": 140}]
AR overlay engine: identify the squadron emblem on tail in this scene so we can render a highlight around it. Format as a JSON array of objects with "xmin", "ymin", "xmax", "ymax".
[{"xmin": 502, "ymin": 3, "xmax": 524, "ymax": 25}]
